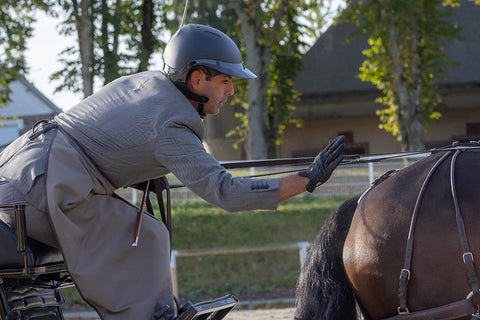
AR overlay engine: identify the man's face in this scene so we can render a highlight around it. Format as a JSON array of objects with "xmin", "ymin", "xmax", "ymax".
[{"xmin": 193, "ymin": 71, "xmax": 235, "ymax": 115}]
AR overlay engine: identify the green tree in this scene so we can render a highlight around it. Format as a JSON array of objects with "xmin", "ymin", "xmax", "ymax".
[
  {"xmin": 443, "ymin": 0, "xmax": 480, "ymax": 5},
  {"xmin": 231, "ymin": 0, "xmax": 332, "ymax": 159},
  {"xmin": 50, "ymin": 0, "xmax": 170, "ymax": 98},
  {"xmin": 339, "ymin": 0, "xmax": 460, "ymax": 151},
  {"xmin": 0, "ymin": 0, "xmax": 53, "ymax": 105},
  {"xmin": 178, "ymin": 0, "xmax": 331, "ymax": 159}
]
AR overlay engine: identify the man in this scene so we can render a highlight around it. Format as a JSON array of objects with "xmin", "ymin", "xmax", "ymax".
[{"xmin": 0, "ymin": 24, "xmax": 344, "ymax": 319}]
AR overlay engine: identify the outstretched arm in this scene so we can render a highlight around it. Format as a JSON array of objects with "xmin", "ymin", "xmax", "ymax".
[{"xmin": 278, "ymin": 174, "xmax": 309, "ymax": 203}]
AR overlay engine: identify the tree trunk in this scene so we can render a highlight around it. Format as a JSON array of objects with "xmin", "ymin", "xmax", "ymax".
[
  {"xmin": 244, "ymin": 32, "xmax": 270, "ymax": 160},
  {"xmin": 234, "ymin": 4, "xmax": 270, "ymax": 160},
  {"xmin": 101, "ymin": 0, "xmax": 121, "ymax": 85},
  {"xmin": 74, "ymin": 0, "xmax": 94, "ymax": 97},
  {"xmin": 233, "ymin": 0, "xmax": 287, "ymax": 160},
  {"xmin": 389, "ymin": 25, "xmax": 425, "ymax": 152},
  {"xmin": 137, "ymin": 0, "xmax": 154, "ymax": 72}
]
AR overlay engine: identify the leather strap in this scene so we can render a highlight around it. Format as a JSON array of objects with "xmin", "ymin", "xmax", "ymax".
[
  {"xmin": 383, "ymin": 297, "xmax": 476, "ymax": 320},
  {"xmin": 391, "ymin": 149, "xmax": 480, "ymax": 320},
  {"xmin": 153, "ymin": 178, "xmax": 172, "ymax": 248},
  {"xmin": 14, "ymin": 205, "xmax": 29, "ymax": 276},
  {"xmin": 398, "ymin": 151, "xmax": 452, "ymax": 313},
  {"xmin": 135, "ymin": 178, "xmax": 172, "ymax": 250},
  {"xmin": 451, "ymin": 150, "xmax": 480, "ymax": 294}
]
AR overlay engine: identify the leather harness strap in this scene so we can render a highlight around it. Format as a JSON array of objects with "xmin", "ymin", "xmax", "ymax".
[
  {"xmin": 384, "ymin": 148, "xmax": 480, "ymax": 320},
  {"xmin": 143, "ymin": 177, "xmax": 173, "ymax": 249},
  {"xmin": 397, "ymin": 151, "xmax": 452, "ymax": 314},
  {"xmin": 451, "ymin": 150, "xmax": 480, "ymax": 295},
  {"xmin": 383, "ymin": 297, "xmax": 476, "ymax": 320}
]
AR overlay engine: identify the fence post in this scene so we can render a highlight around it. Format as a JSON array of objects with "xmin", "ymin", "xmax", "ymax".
[
  {"xmin": 131, "ymin": 188, "xmax": 138, "ymax": 204},
  {"xmin": 368, "ymin": 162, "xmax": 374, "ymax": 184},
  {"xmin": 297, "ymin": 242, "xmax": 310, "ymax": 270},
  {"xmin": 171, "ymin": 250, "xmax": 179, "ymax": 298}
]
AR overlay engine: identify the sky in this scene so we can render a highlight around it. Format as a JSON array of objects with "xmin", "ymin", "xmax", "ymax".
[{"xmin": 25, "ymin": 11, "xmax": 81, "ymax": 111}]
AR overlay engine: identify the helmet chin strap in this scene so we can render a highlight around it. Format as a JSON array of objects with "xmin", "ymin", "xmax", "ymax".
[
  {"xmin": 197, "ymin": 103, "xmax": 206, "ymax": 118},
  {"xmin": 174, "ymin": 83, "xmax": 209, "ymax": 118}
]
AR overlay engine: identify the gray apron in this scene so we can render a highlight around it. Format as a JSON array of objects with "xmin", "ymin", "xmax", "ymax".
[{"xmin": 1, "ymin": 129, "xmax": 174, "ymax": 320}]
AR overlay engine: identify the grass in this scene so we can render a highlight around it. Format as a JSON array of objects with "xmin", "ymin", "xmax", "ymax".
[{"xmin": 61, "ymin": 194, "xmax": 351, "ymax": 307}]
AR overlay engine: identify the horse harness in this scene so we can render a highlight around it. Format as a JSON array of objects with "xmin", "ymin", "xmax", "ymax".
[{"xmin": 382, "ymin": 143, "xmax": 480, "ymax": 320}]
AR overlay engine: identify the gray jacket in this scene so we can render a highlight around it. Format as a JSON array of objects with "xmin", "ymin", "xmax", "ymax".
[{"xmin": 2, "ymin": 71, "xmax": 279, "ymax": 212}]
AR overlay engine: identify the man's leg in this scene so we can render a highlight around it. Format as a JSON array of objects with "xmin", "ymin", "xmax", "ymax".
[{"xmin": 45, "ymin": 133, "xmax": 174, "ymax": 320}]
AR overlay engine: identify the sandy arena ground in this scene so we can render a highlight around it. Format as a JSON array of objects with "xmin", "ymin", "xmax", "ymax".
[
  {"xmin": 226, "ymin": 307, "xmax": 295, "ymax": 319},
  {"xmin": 66, "ymin": 307, "xmax": 296, "ymax": 319}
]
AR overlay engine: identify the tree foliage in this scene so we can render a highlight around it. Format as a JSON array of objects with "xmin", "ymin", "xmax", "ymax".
[
  {"xmin": 338, "ymin": 0, "xmax": 461, "ymax": 151},
  {"xmin": 230, "ymin": 0, "xmax": 332, "ymax": 159},
  {"xmin": 49, "ymin": 0, "xmax": 171, "ymax": 98},
  {"xmin": 0, "ymin": 0, "xmax": 53, "ymax": 105},
  {"xmin": 443, "ymin": 0, "xmax": 480, "ymax": 5},
  {"xmin": 178, "ymin": 0, "xmax": 331, "ymax": 159},
  {"xmin": 2, "ymin": 0, "xmax": 329, "ymax": 159}
]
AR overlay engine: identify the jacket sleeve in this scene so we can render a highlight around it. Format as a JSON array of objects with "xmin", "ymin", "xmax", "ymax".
[{"xmin": 154, "ymin": 122, "xmax": 279, "ymax": 212}]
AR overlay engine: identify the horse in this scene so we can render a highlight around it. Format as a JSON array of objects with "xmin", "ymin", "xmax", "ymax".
[{"xmin": 294, "ymin": 142, "xmax": 480, "ymax": 320}]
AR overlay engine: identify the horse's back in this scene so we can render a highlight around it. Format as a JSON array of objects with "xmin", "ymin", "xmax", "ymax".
[{"xmin": 344, "ymin": 149, "xmax": 480, "ymax": 319}]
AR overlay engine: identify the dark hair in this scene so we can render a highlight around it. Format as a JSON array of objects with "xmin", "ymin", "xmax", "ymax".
[{"xmin": 187, "ymin": 65, "xmax": 223, "ymax": 81}]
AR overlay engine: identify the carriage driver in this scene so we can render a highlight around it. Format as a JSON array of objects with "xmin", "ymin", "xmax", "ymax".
[{"xmin": 0, "ymin": 24, "xmax": 344, "ymax": 320}]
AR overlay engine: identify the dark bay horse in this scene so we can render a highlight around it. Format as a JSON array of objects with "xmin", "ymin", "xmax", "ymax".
[{"xmin": 295, "ymin": 144, "xmax": 480, "ymax": 320}]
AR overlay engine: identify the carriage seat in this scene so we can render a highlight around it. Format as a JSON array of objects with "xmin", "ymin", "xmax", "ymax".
[{"xmin": 0, "ymin": 218, "xmax": 64, "ymax": 276}]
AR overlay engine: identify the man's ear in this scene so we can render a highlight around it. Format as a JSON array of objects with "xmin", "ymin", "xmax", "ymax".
[{"xmin": 188, "ymin": 69, "xmax": 203, "ymax": 91}]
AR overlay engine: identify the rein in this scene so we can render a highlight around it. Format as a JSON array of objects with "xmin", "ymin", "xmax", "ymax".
[
  {"xmin": 383, "ymin": 147, "xmax": 480, "ymax": 320},
  {"xmin": 168, "ymin": 147, "xmax": 448, "ymax": 189}
]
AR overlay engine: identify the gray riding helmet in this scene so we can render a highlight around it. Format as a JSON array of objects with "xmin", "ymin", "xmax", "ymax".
[{"xmin": 163, "ymin": 24, "xmax": 257, "ymax": 86}]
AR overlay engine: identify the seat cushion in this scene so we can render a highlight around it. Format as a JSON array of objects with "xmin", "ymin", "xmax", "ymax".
[{"xmin": 0, "ymin": 220, "xmax": 64, "ymax": 271}]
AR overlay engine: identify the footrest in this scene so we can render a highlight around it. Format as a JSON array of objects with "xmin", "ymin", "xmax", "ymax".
[{"xmin": 177, "ymin": 295, "xmax": 238, "ymax": 320}]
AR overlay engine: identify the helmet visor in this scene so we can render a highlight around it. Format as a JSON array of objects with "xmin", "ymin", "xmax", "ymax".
[{"xmin": 194, "ymin": 59, "xmax": 257, "ymax": 79}]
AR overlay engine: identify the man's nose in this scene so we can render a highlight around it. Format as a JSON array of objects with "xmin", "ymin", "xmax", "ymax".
[{"xmin": 226, "ymin": 82, "xmax": 234, "ymax": 96}]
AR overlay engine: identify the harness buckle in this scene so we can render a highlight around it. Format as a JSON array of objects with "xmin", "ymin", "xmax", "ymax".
[
  {"xmin": 463, "ymin": 252, "xmax": 474, "ymax": 264},
  {"xmin": 400, "ymin": 268, "xmax": 411, "ymax": 281},
  {"xmin": 397, "ymin": 306, "xmax": 410, "ymax": 314}
]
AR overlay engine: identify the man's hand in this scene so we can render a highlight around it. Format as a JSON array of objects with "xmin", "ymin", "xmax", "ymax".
[{"xmin": 299, "ymin": 135, "xmax": 345, "ymax": 192}]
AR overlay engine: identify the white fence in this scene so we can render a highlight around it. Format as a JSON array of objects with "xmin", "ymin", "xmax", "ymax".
[{"xmin": 170, "ymin": 242, "xmax": 311, "ymax": 298}]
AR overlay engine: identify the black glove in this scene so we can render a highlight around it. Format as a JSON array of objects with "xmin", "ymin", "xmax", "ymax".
[{"xmin": 299, "ymin": 135, "xmax": 345, "ymax": 192}]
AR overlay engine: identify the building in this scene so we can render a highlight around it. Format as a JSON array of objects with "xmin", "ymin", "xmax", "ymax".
[
  {"xmin": 0, "ymin": 78, "xmax": 62, "ymax": 149},
  {"xmin": 283, "ymin": 0, "xmax": 480, "ymax": 156},
  {"xmin": 204, "ymin": 1, "xmax": 480, "ymax": 159}
]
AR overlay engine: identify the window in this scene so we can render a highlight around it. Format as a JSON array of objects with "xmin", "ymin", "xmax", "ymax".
[
  {"xmin": 338, "ymin": 131, "xmax": 354, "ymax": 144},
  {"xmin": 466, "ymin": 123, "xmax": 480, "ymax": 138}
]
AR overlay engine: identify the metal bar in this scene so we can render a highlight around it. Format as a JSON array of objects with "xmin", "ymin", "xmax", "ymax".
[
  {"xmin": 218, "ymin": 152, "xmax": 430, "ymax": 170},
  {"xmin": 180, "ymin": 0, "xmax": 190, "ymax": 28},
  {"xmin": 166, "ymin": 152, "xmax": 430, "ymax": 189},
  {"xmin": 220, "ymin": 157, "xmax": 314, "ymax": 169}
]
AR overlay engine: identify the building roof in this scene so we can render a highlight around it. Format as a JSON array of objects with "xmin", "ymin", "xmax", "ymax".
[
  {"xmin": 0, "ymin": 77, "xmax": 62, "ymax": 117},
  {"xmin": 295, "ymin": 0, "xmax": 480, "ymax": 96}
]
